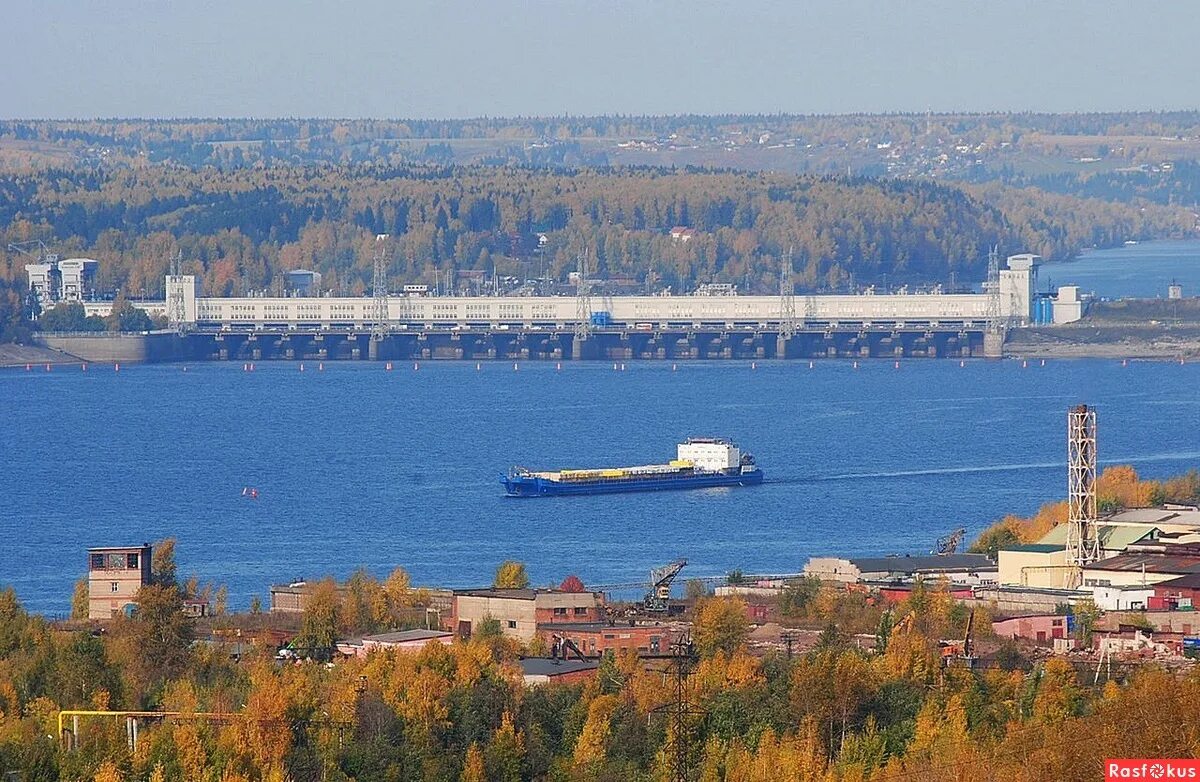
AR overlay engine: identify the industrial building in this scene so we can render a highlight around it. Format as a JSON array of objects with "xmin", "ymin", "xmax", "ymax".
[
  {"xmin": 87, "ymin": 545, "xmax": 152, "ymax": 620},
  {"xmin": 337, "ymin": 629, "xmax": 454, "ymax": 658},
  {"xmin": 538, "ymin": 622, "xmax": 671, "ymax": 656},
  {"xmin": 25, "ymin": 256, "xmax": 99, "ymax": 308},
  {"xmin": 69, "ymin": 253, "xmax": 1049, "ymax": 332},
  {"xmin": 519, "ymin": 658, "xmax": 599, "ymax": 686},
  {"xmin": 802, "ymin": 553, "xmax": 996, "ymax": 585},
  {"xmin": 450, "ymin": 588, "xmax": 606, "ymax": 642}
]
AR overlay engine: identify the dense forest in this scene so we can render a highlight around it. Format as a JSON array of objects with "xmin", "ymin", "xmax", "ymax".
[{"xmin": 0, "ymin": 163, "xmax": 1191, "ymax": 301}]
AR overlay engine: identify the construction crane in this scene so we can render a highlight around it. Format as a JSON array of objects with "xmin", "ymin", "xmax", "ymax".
[
  {"xmin": 644, "ymin": 559, "xmax": 687, "ymax": 613},
  {"xmin": 941, "ymin": 607, "xmax": 978, "ymax": 669},
  {"xmin": 933, "ymin": 528, "xmax": 966, "ymax": 556}
]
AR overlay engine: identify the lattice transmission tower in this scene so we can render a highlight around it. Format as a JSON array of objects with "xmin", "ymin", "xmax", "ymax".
[
  {"xmin": 779, "ymin": 246, "xmax": 797, "ymax": 339},
  {"xmin": 371, "ymin": 247, "xmax": 389, "ymax": 342},
  {"xmin": 575, "ymin": 249, "xmax": 593, "ymax": 340},
  {"xmin": 1065, "ymin": 404, "xmax": 1101, "ymax": 577}
]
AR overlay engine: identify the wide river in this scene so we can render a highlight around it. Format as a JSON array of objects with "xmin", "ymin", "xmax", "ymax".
[{"xmin": 3, "ymin": 241, "xmax": 1200, "ymax": 614}]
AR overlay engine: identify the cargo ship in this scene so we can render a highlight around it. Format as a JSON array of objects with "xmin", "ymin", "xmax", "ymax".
[{"xmin": 501, "ymin": 438, "xmax": 763, "ymax": 497}]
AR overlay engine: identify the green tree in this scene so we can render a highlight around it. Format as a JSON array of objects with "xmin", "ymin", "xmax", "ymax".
[
  {"xmin": 295, "ymin": 578, "xmax": 342, "ymax": 655},
  {"xmin": 118, "ymin": 584, "xmax": 194, "ymax": 693},
  {"xmin": 494, "ymin": 560, "xmax": 529, "ymax": 589},
  {"xmin": 781, "ymin": 576, "xmax": 822, "ymax": 616},
  {"xmin": 37, "ymin": 302, "xmax": 88, "ymax": 331}
]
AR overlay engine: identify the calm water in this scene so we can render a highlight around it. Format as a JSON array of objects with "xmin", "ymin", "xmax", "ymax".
[
  {"xmin": 1041, "ymin": 239, "xmax": 1200, "ymax": 299},
  {"xmin": 3, "ymin": 358, "xmax": 1200, "ymax": 614}
]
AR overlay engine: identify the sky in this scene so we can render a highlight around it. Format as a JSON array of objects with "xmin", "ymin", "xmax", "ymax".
[{"xmin": 3, "ymin": 0, "xmax": 1199, "ymax": 119}]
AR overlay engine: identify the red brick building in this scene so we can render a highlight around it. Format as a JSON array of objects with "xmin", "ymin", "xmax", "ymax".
[
  {"xmin": 1150, "ymin": 573, "xmax": 1200, "ymax": 611},
  {"xmin": 539, "ymin": 622, "xmax": 671, "ymax": 656}
]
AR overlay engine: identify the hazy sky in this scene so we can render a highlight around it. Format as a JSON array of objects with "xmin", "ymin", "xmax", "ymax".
[{"xmin": 4, "ymin": 0, "xmax": 1199, "ymax": 119}]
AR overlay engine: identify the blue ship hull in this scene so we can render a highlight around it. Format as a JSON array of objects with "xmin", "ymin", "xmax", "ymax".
[{"xmin": 501, "ymin": 469, "xmax": 764, "ymax": 497}]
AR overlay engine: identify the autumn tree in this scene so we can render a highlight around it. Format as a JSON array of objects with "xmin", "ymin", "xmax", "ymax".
[
  {"xmin": 152, "ymin": 538, "xmax": 178, "ymax": 587},
  {"xmin": 692, "ymin": 598, "xmax": 749, "ymax": 658},
  {"xmin": 71, "ymin": 578, "xmax": 89, "ymax": 620},
  {"xmin": 494, "ymin": 561, "xmax": 530, "ymax": 590}
]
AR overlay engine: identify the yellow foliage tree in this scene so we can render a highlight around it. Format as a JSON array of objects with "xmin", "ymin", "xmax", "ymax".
[
  {"xmin": 692, "ymin": 597, "xmax": 749, "ymax": 658},
  {"xmin": 573, "ymin": 694, "xmax": 619, "ymax": 771},
  {"xmin": 461, "ymin": 743, "xmax": 486, "ymax": 782},
  {"xmin": 494, "ymin": 560, "xmax": 530, "ymax": 589}
]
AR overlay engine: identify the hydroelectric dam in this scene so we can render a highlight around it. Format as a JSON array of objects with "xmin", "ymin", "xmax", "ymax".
[{"xmin": 56, "ymin": 255, "xmax": 1048, "ymax": 362}]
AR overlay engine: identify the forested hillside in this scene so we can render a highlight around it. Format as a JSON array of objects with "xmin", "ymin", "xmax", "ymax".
[{"xmin": 1, "ymin": 163, "xmax": 1191, "ymax": 299}]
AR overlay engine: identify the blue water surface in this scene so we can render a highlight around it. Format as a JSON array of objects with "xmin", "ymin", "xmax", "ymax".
[{"xmin": 3, "ymin": 357, "xmax": 1198, "ymax": 614}]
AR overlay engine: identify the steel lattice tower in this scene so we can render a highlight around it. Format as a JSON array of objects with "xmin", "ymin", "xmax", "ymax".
[
  {"xmin": 371, "ymin": 248, "xmax": 389, "ymax": 342},
  {"xmin": 1065, "ymin": 404, "xmax": 1101, "ymax": 573},
  {"xmin": 984, "ymin": 245, "xmax": 1003, "ymax": 336},
  {"xmin": 779, "ymin": 246, "xmax": 797, "ymax": 339},
  {"xmin": 574, "ymin": 250, "xmax": 593, "ymax": 340}
]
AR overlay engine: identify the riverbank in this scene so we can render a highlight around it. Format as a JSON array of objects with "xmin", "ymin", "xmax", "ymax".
[
  {"xmin": 0, "ymin": 343, "xmax": 84, "ymax": 368},
  {"xmin": 1005, "ymin": 324, "xmax": 1200, "ymax": 360}
]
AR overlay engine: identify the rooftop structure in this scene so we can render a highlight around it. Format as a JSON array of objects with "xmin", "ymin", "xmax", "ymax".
[
  {"xmin": 803, "ymin": 553, "xmax": 996, "ymax": 584},
  {"xmin": 519, "ymin": 657, "xmax": 600, "ymax": 686},
  {"xmin": 338, "ymin": 629, "xmax": 454, "ymax": 658}
]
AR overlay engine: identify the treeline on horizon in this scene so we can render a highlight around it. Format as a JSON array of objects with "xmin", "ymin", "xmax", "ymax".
[
  {"xmin": 0, "ymin": 162, "xmax": 1191, "ymax": 302},
  {"xmin": 6, "ymin": 110, "xmax": 1200, "ymax": 146}
]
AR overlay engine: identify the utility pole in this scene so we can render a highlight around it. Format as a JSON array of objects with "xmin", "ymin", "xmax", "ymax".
[{"xmin": 1065, "ymin": 404, "xmax": 1101, "ymax": 584}]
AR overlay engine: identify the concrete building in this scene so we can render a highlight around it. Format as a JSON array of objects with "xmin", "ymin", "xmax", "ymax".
[
  {"xmin": 450, "ymin": 588, "xmax": 605, "ymax": 642},
  {"xmin": 999, "ymin": 254, "xmax": 1038, "ymax": 326},
  {"xmin": 285, "ymin": 269, "xmax": 322, "ymax": 296},
  {"xmin": 803, "ymin": 553, "xmax": 996, "ymax": 584},
  {"xmin": 87, "ymin": 545, "xmax": 152, "ymax": 620},
  {"xmin": 58, "ymin": 259, "xmax": 99, "ymax": 302},
  {"xmin": 1087, "ymin": 584, "xmax": 1155, "ymax": 611},
  {"xmin": 991, "ymin": 614, "xmax": 1071, "ymax": 644},
  {"xmin": 25, "ymin": 262, "xmax": 60, "ymax": 309},
  {"xmin": 539, "ymin": 622, "xmax": 670, "ymax": 656},
  {"xmin": 338, "ymin": 629, "xmax": 454, "ymax": 658},
  {"xmin": 1051, "ymin": 286, "xmax": 1084, "ymax": 324},
  {"xmin": 74, "ymin": 255, "xmax": 1042, "ymax": 330}
]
